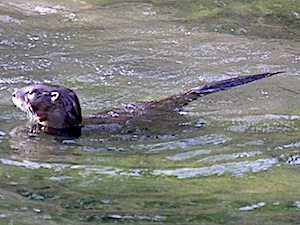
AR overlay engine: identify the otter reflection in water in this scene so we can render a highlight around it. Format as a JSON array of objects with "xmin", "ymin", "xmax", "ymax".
[{"xmin": 12, "ymin": 72, "xmax": 282, "ymax": 137}]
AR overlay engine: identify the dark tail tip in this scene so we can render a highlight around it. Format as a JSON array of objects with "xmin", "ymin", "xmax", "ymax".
[
  {"xmin": 193, "ymin": 71, "xmax": 284, "ymax": 94},
  {"xmin": 266, "ymin": 71, "xmax": 285, "ymax": 76}
]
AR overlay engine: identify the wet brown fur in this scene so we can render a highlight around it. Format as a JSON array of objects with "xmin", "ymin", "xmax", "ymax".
[{"xmin": 12, "ymin": 72, "xmax": 282, "ymax": 136}]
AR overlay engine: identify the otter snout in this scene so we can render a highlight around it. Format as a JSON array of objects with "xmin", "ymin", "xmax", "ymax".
[{"xmin": 12, "ymin": 89, "xmax": 23, "ymax": 110}]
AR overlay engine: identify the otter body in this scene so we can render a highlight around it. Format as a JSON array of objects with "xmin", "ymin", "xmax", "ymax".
[{"xmin": 12, "ymin": 72, "xmax": 282, "ymax": 137}]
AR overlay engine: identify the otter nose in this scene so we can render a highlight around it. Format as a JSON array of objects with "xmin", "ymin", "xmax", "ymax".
[{"xmin": 12, "ymin": 90, "xmax": 17, "ymax": 98}]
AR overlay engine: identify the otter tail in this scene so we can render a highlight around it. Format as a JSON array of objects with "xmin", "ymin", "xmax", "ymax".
[
  {"xmin": 157, "ymin": 71, "xmax": 283, "ymax": 110},
  {"xmin": 189, "ymin": 71, "xmax": 283, "ymax": 95}
]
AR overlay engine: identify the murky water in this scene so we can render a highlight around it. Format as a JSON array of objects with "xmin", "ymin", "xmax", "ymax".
[{"xmin": 1, "ymin": 1, "xmax": 300, "ymax": 224}]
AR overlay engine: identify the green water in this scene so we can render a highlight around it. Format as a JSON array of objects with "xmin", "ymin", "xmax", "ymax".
[{"xmin": 0, "ymin": 0, "xmax": 300, "ymax": 224}]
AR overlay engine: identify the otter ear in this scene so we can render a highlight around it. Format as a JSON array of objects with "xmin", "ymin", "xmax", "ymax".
[{"xmin": 51, "ymin": 91, "xmax": 60, "ymax": 101}]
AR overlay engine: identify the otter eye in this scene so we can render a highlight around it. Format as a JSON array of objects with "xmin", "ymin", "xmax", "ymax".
[{"xmin": 27, "ymin": 90, "xmax": 35, "ymax": 95}]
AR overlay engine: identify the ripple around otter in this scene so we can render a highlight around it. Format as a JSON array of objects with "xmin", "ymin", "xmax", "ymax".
[
  {"xmin": 197, "ymin": 150, "xmax": 262, "ymax": 163},
  {"xmin": 152, "ymin": 158, "xmax": 278, "ymax": 178},
  {"xmin": 166, "ymin": 149, "xmax": 211, "ymax": 161},
  {"xmin": 134, "ymin": 134, "xmax": 231, "ymax": 153},
  {"xmin": 0, "ymin": 157, "xmax": 278, "ymax": 179}
]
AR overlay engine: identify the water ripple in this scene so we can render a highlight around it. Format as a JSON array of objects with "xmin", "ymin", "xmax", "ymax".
[
  {"xmin": 198, "ymin": 150, "xmax": 262, "ymax": 163},
  {"xmin": 152, "ymin": 158, "xmax": 278, "ymax": 178},
  {"xmin": 135, "ymin": 134, "xmax": 231, "ymax": 153},
  {"xmin": 0, "ymin": 157, "xmax": 278, "ymax": 179},
  {"xmin": 166, "ymin": 149, "xmax": 211, "ymax": 161}
]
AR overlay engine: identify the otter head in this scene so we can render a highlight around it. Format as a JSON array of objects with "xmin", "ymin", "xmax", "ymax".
[{"xmin": 12, "ymin": 84, "xmax": 82, "ymax": 133}]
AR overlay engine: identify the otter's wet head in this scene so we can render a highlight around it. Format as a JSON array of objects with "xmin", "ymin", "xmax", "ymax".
[{"xmin": 12, "ymin": 84, "xmax": 82, "ymax": 132}]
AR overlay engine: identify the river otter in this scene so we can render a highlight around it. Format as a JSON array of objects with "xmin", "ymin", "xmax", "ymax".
[{"xmin": 12, "ymin": 72, "xmax": 282, "ymax": 137}]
